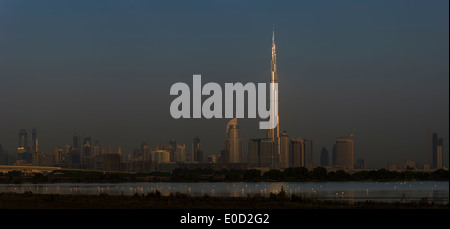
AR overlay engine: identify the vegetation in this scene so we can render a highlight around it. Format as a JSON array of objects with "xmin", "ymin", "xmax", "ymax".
[
  {"xmin": 169, "ymin": 167, "xmax": 449, "ymax": 182},
  {"xmin": 0, "ymin": 167, "xmax": 448, "ymax": 184},
  {"xmin": 0, "ymin": 191, "xmax": 447, "ymax": 209}
]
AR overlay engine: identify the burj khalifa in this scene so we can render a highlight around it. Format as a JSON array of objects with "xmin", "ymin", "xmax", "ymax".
[{"xmin": 267, "ymin": 28, "xmax": 280, "ymax": 156}]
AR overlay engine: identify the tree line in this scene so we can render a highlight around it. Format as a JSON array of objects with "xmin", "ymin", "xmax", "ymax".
[
  {"xmin": 0, "ymin": 167, "xmax": 448, "ymax": 183},
  {"xmin": 170, "ymin": 167, "xmax": 449, "ymax": 182}
]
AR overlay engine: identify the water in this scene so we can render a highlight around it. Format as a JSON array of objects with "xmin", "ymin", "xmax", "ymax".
[{"xmin": 0, "ymin": 181, "xmax": 448, "ymax": 203}]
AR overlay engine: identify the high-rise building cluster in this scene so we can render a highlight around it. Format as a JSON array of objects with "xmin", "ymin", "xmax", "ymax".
[{"xmin": 0, "ymin": 32, "xmax": 446, "ymax": 173}]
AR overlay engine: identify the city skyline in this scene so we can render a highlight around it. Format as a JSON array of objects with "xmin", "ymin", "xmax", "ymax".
[
  {"xmin": 1, "ymin": 31, "xmax": 444, "ymax": 170},
  {"xmin": 0, "ymin": 0, "xmax": 448, "ymax": 169}
]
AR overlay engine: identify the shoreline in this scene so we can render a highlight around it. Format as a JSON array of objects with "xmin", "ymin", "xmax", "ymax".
[
  {"xmin": 1, "ymin": 179, "xmax": 449, "ymax": 185},
  {"xmin": 1, "ymin": 168, "xmax": 448, "ymax": 184},
  {"xmin": 0, "ymin": 192, "xmax": 448, "ymax": 209}
]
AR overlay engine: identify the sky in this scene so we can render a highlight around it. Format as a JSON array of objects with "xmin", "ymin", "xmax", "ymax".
[{"xmin": 0, "ymin": 0, "xmax": 448, "ymax": 168}]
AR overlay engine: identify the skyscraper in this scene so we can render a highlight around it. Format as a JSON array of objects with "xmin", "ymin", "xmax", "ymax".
[
  {"xmin": 17, "ymin": 129, "xmax": 32, "ymax": 164},
  {"xmin": 289, "ymin": 138, "xmax": 304, "ymax": 168},
  {"xmin": 73, "ymin": 133, "xmax": 81, "ymax": 149},
  {"xmin": 248, "ymin": 138, "xmax": 275, "ymax": 168},
  {"xmin": 18, "ymin": 128, "xmax": 28, "ymax": 149},
  {"xmin": 224, "ymin": 118, "xmax": 243, "ymax": 163},
  {"xmin": 247, "ymin": 29, "xmax": 282, "ymax": 170},
  {"xmin": 81, "ymin": 137, "xmax": 92, "ymax": 167},
  {"xmin": 436, "ymin": 138, "xmax": 443, "ymax": 169},
  {"xmin": 169, "ymin": 138, "xmax": 177, "ymax": 162},
  {"xmin": 279, "ymin": 131, "xmax": 290, "ymax": 169},
  {"xmin": 334, "ymin": 135, "xmax": 354, "ymax": 170},
  {"xmin": 192, "ymin": 133, "xmax": 202, "ymax": 162},
  {"xmin": 302, "ymin": 138, "xmax": 313, "ymax": 168},
  {"xmin": 267, "ymin": 28, "xmax": 280, "ymax": 161},
  {"xmin": 429, "ymin": 132, "xmax": 444, "ymax": 170},
  {"xmin": 174, "ymin": 144, "xmax": 187, "ymax": 162},
  {"xmin": 30, "ymin": 128, "xmax": 38, "ymax": 153}
]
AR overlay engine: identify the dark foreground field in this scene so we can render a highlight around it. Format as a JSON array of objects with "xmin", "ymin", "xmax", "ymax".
[{"xmin": 0, "ymin": 192, "xmax": 447, "ymax": 209}]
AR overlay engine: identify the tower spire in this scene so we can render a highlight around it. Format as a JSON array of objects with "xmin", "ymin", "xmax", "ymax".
[
  {"xmin": 271, "ymin": 26, "xmax": 277, "ymax": 82},
  {"xmin": 272, "ymin": 24, "xmax": 275, "ymax": 45},
  {"xmin": 267, "ymin": 27, "xmax": 279, "ymax": 140},
  {"xmin": 267, "ymin": 26, "xmax": 280, "ymax": 166}
]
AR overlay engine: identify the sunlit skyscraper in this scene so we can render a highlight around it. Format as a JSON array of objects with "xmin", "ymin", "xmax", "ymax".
[
  {"xmin": 247, "ymin": 29, "xmax": 284, "ymax": 169},
  {"xmin": 267, "ymin": 28, "xmax": 280, "ymax": 165},
  {"xmin": 334, "ymin": 135, "xmax": 354, "ymax": 170},
  {"xmin": 289, "ymin": 138, "xmax": 304, "ymax": 168},
  {"xmin": 224, "ymin": 118, "xmax": 243, "ymax": 163}
]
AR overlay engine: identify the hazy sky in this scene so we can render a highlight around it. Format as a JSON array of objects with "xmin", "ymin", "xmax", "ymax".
[{"xmin": 0, "ymin": 0, "xmax": 448, "ymax": 168}]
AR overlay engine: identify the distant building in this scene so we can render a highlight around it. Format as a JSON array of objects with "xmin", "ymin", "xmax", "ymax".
[
  {"xmin": 266, "ymin": 29, "xmax": 281, "ymax": 167},
  {"xmin": 150, "ymin": 150, "xmax": 170, "ymax": 171},
  {"xmin": 246, "ymin": 30, "xmax": 285, "ymax": 170},
  {"xmin": 429, "ymin": 132, "xmax": 444, "ymax": 170},
  {"xmin": 82, "ymin": 137, "xmax": 92, "ymax": 168},
  {"xmin": 404, "ymin": 160, "xmax": 416, "ymax": 170},
  {"xmin": 17, "ymin": 129, "xmax": 32, "ymax": 164},
  {"xmin": 355, "ymin": 159, "xmax": 366, "ymax": 170},
  {"xmin": 174, "ymin": 144, "xmax": 187, "ymax": 162},
  {"xmin": 302, "ymin": 138, "xmax": 313, "ymax": 169},
  {"xmin": 248, "ymin": 138, "xmax": 275, "ymax": 169},
  {"xmin": 436, "ymin": 138, "xmax": 443, "ymax": 169},
  {"xmin": 152, "ymin": 150, "xmax": 170, "ymax": 163},
  {"xmin": 320, "ymin": 147, "xmax": 329, "ymax": 167},
  {"xmin": 207, "ymin": 155, "xmax": 218, "ymax": 163},
  {"xmin": 169, "ymin": 138, "xmax": 177, "ymax": 162},
  {"xmin": 18, "ymin": 129, "xmax": 28, "ymax": 150},
  {"xmin": 54, "ymin": 147, "xmax": 63, "ymax": 164},
  {"xmin": 32, "ymin": 152, "xmax": 54, "ymax": 167},
  {"xmin": 125, "ymin": 160, "xmax": 154, "ymax": 173},
  {"xmin": 384, "ymin": 160, "xmax": 427, "ymax": 171},
  {"xmin": 93, "ymin": 141, "xmax": 101, "ymax": 156},
  {"xmin": 224, "ymin": 118, "xmax": 243, "ymax": 163},
  {"xmin": 192, "ymin": 133, "xmax": 202, "ymax": 162},
  {"xmin": 279, "ymin": 131, "xmax": 290, "ymax": 169},
  {"xmin": 141, "ymin": 142, "xmax": 150, "ymax": 160},
  {"xmin": 73, "ymin": 132, "xmax": 81, "ymax": 149},
  {"xmin": 102, "ymin": 153, "xmax": 121, "ymax": 171},
  {"xmin": 385, "ymin": 162, "xmax": 401, "ymax": 170},
  {"xmin": 334, "ymin": 135, "xmax": 354, "ymax": 170},
  {"xmin": 289, "ymin": 138, "xmax": 304, "ymax": 168},
  {"xmin": 30, "ymin": 128, "xmax": 38, "ymax": 153}
]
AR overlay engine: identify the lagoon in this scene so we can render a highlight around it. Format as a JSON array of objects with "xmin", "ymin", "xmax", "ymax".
[{"xmin": 0, "ymin": 181, "xmax": 448, "ymax": 203}]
